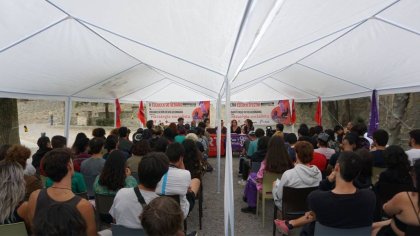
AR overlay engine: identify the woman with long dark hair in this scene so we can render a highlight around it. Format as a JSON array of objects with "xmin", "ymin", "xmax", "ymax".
[
  {"xmin": 94, "ymin": 150, "xmax": 137, "ymax": 196},
  {"xmin": 182, "ymin": 139, "xmax": 203, "ymax": 180},
  {"xmin": 372, "ymin": 159, "xmax": 420, "ymax": 235},
  {"xmin": 241, "ymin": 136, "xmax": 293, "ymax": 214}
]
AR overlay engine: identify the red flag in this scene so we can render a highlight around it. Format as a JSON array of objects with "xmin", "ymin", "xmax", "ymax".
[
  {"xmin": 314, "ymin": 97, "xmax": 322, "ymax": 126},
  {"xmin": 291, "ymin": 99, "xmax": 296, "ymax": 124},
  {"xmin": 115, "ymin": 98, "xmax": 121, "ymax": 128},
  {"xmin": 137, "ymin": 101, "xmax": 146, "ymax": 127}
]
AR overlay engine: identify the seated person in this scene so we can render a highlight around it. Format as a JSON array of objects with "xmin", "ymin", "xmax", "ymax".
[
  {"xmin": 45, "ymin": 164, "xmax": 87, "ymax": 194},
  {"xmin": 33, "ymin": 204, "xmax": 87, "ymax": 236},
  {"xmin": 80, "ymin": 137, "xmax": 106, "ymax": 197},
  {"xmin": 27, "ymin": 148, "xmax": 96, "ymax": 236},
  {"xmin": 273, "ymin": 141, "xmax": 322, "ymax": 209},
  {"xmin": 140, "ymin": 196, "xmax": 185, "ymax": 236},
  {"xmin": 156, "ymin": 143, "xmax": 201, "ymax": 218},
  {"xmin": 5, "ymin": 145, "xmax": 42, "ymax": 200},
  {"xmin": 275, "ymin": 151, "xmax": 376, "ymax": 235},
  {"xmin": 372, "ymin": 160, "xmax": 420, "ymax": 235},
  {"xmin": 126, "ymin": 139, "xmax": 151, "ymax": 173},
  {"xmin": 109, "ymin": 152, "xmax": 169, "ymax": 229},
  {"xmin": 93, "ymin": 150, "xmax": 137, "ymax": 196},
  {"xmin": 0, "ymin": 161, "xmax": 29, "ymax": 228}
]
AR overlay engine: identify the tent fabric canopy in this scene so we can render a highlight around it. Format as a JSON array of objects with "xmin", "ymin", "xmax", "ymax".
[{"xmin": 1, "ymin": 0, "xmax": 420, "ymax": 102}]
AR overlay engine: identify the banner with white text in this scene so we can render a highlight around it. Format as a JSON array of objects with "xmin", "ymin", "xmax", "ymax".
[{"xmin": 148, "ymin": 101, "xmax": 210, "ymax": 125}]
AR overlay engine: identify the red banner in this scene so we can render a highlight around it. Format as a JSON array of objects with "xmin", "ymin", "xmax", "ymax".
[
  {"xmin": 137, "ymin": 101, "xmax": 146, "ymax": 127},
  {"xmin": 115, "ymin": 98, "xmax": 121, "ymax": 128}
]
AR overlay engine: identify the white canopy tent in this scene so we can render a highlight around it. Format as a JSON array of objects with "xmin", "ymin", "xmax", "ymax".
[{"xmin": 1, "ymin": 0, "xmax": 420, "ymax": 234}]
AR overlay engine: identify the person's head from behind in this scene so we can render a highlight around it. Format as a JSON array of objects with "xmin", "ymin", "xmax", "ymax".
[
  {"xmin": 166, "ymin": 143, "xmax": 185, "ymax": 164},
  {"xmin": 0, "ymin": 161, "xmax": 25, "ymax": 224},
  {"xmin": 285, "ymin": 133, "xmax": 297, "ymax": 145},
  {"xmin": 372, "ymin": 129, "xmax": 389, "ymax": 147},
  {"xmin": 336, "ymin": 151, "xmax": 362, "ymax": 182},
  {"xmin": 317, "ymin": 133, "xmax": 329, "ymax": 148},
  {"xmin": 89, "ymin": 138, "xmax": 104, "ymax": 155},
  {"xmin": 99, "ymin": 150, "xmax": 127, "ymax": 191},
  {"xmin": 266, "ymin": 136, "xmax": 292, "ymax": 173},
  {"xmin": 104, "ymin": 135, "xmax": 118, "ymax": 153},
  {"xmin": 131, "ymin": 139, "xmax": 151, "ymax": 157},
  {"xmin": 294, "ymin": 141, "xmax": 313, "ymax": 164},
  {"xmin": 140, "ymin": 196, "xmax": 184, "ymax": 236},
  {"xmin": 276, "ymin": 123, "xmax": 284, "ymax": 132},
  {"xmin": 350, "ymin": 123, "xmax": 367, "ymax": 136},
  {"xmin": 342, "ymin": 133, "xmax": 357, "ymax": 151},
  {"xmin": 5, "ymin": 144, "xmax": 31, "ymax": 169},
  {"xmin": 92, "ymin": 127, "xmax": 106, "ymax": 139},
  {"xmin": 72, "ymin": 134, "xmax": 89, "ymax": 155},
  {"xmin": 178, "ymin": 117, "xmax": 184, "ymax": 125},
  {"xmin": 313, "ymin": 125, "xmax": 323, "ymax": 135},
  {"xmin": 384, "ymin": 145, "xmax": 410, "ymax": 171},
  {"xmin": 255, "ymin": 128, "xmax": 265, "ymax": 138},
  {"xmin": 51, "ymin": 135, "xmax": 67, "ymax": 149},
  {"xmin": 324, "ymin": 129, "xmax": 335, "ymax": 142},
  {"xmin": 146, "ymin": 120, "xmax": 154, "ymax": 129},
  {"xmin": 257, "ymin": 136, "xmax": 269, "ymax": 151},
  {"xmin": 298, "ymin": 126, "xmax": 309, "ymax": 137},
  {"xmin": 118, "ymin": 127, "xmax": 129, "ymax": 138},
  {"xmin": 33, "ymin": 204, "xmax": 86, "ymax": 236},
  {"xmin": 409, "ymin": 129, "xmax": 420, "ymax": 147},
  {"xmin": 37, "ymin": 136, "xmax": 51, "ymax": 150},
  {"xmin": 43, "ymin": 148, "xmax": 74, "ymax": 182},
  {"xmin": 182, "ymin": 139, "xmax": 200, "ymax": 169},
  {"xmin": 334, "ymin": 125, "xmax": 344, "ymax": 135},
  {"xmin": 163, "ymin": 128, "xmax": 176, "ymax": 141},
  {"xmin": 185, "ymin": 133, "xmax": 198, "ymax": 142},
  {"xmin": 138, "ymin": 152, "xmax": 169, "ymax": 190},
  {"xmin": 154, "ymin": 137, "xmax": 169, "ymax": 153}
]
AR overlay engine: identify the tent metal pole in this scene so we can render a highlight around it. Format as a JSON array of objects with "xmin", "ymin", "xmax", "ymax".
[
  {"xmin": 64, "ymin": 97, "xmax": 72, "ymax": 141},
  {"xmin": 216, "ymin": 95, "xmax": 222, "ymax": 194},
  {"xmin": 224, "ymin": 77, "xmax": 234, "ymax": 236}
]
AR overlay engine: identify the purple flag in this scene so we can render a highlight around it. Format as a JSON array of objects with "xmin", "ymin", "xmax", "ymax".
[{"xmin": 368, "ymin": 90, "xmax": 379, "ymax": 137}]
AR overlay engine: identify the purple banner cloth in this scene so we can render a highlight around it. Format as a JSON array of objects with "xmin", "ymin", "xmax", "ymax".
[
  {"xmin": 231, "ymin": 134, "xmax": 249, "ymax": 152},
  {"xmin": 368, "ymin": 90, "xmax": 379, "ymax": 137}
]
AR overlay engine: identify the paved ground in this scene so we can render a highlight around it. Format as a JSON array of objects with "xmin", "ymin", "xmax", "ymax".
[{"xmin": 20, "ymin": 124, "xmax": 280, "ymax": 236}]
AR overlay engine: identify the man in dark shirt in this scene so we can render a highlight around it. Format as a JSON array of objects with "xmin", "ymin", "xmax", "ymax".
[
  {"xmin": 275, "ymin": 151, "xmax": 376, "ymax": 235},
  {"xmin": 371, "ymin": 129, "xmax": 389, "ymax": 168}
]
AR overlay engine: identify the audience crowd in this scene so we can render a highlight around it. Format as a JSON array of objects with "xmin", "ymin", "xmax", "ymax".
[{"xmin": 0, "ymin": 116, "xmax": 419, "ymax": 236}]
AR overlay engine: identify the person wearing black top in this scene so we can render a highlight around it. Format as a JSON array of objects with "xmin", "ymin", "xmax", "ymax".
[{"xmin": 275, "ymin": 152, "xmax": 376, "ymax": 235}]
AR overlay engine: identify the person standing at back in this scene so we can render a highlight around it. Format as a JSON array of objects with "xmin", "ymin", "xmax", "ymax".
[{"xmin": 407, "ymin": 129, "xmax": 420, "ymax": 166}]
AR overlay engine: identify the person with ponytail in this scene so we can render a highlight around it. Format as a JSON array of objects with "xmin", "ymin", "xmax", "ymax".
[{"xmin": 372, "ymin": 159, "xmax": 420, "ymax": 235}]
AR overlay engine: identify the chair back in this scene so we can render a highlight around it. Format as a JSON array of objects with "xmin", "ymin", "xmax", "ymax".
[
  {"xmin": 83, "ymin": 175, "xmax": 97, "ymax": 197},
  {"xmin": 75, "ymin": 192, "xmax": 89, "ymax": 200},
  {"xmin": 111, "ymin": 224, "xmax": 146, "ymax": 236},
  {"xmin": 282, "ymin": 186, "xmax": 318, "ymax": 220},
  {"xmin": 314, "ymin": 222, "xmax": 371, "ymax": 236},
  {"xmin": 251, "ymin": 161, "xmax": 262, "ymax": 173},
  {"xmin": 262, "ymin": 172, "xmax": 282, "ymax": 198},
  {"xmin": 95, "ymin": 194, "xmax": 115, "ymax": 215},
  {"xmin": 0, "ymin": 222, "xmax": 27, "ymax": 236}
]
